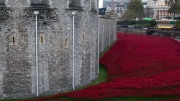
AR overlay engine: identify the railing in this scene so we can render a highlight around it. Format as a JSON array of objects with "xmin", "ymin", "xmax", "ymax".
[
  {"xmin": 158, "ymin": 30, "xmax": 180, "ymax": 38},
  {"xmin": 117, "ymin": 28, "xmax": 180, "ymax": 39},
  {"xmin": 117, "ymin": 28, "xmax": 147, "ymax": 34}
]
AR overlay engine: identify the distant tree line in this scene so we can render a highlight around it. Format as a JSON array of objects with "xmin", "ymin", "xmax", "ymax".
[
  {"xmin": 121, "ymin": 0, "xmax": 144, "ymax": 20},
  {"xmin": 120, "ymin": 0, "xmax": 180, "ymax": 21},
  {"xmin": 165, "ymin": 0, "xmax": 180, "ymax": 19},
  {"xmin": 117, "ymin": 20, "xmax": 157, "ymax": 28}
]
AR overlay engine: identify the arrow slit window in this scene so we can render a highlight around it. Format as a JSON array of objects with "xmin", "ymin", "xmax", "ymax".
[
  {"xmin": 39, "ymin": 34, "xmax": 45, "ymax": 44},
  {"xmin": 82, "ymin": 34, "xmax": 85, "ymax": 43},
  {"xmin": 64, "ymin": 38, "xmax": 69, "ymax": 49},
  {"xmin": 10, "ymin": 34, "xmax": 17, "ymax": 45}
]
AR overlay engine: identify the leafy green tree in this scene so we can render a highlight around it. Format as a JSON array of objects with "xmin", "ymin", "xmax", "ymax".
[
  {"xmin": 106, "ymin": 10, "xmax": 116, "ymax": 17},
  {"xmin": 121, "ymin": 10, "xmax": 137, "ymax": 20},
  {"xmin": 175, "ymin": 20, "xmax": 180, "ymax": 29},
  {"xmin": 178, "ymin": 2, "xmax": 180, "ymax": 14},
  {"xmin": 149, "ymin": 20, "xmax": 157, "ymax": 26},
  {"xmin": 165, "ymin": 15, "xmax": 172, "ymax": 19},
  {"xmin": 165, "ymin": 0, "xmax": 180, "ymax": 19},
  {"xmin": 143, "ymin": 23, "xmax": 151, "ymax": 27},
  {"xmin": 144, "ymin": 6, "xmax": 154, "ymax": 18},
  {"xmin": 126, "ymin": 0, "xmax": 144, "ymax": 20}
]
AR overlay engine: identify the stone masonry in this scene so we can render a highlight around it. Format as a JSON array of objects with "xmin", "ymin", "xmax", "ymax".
[
  {"xmin": 99, "ymin": 17, "xmax": 117, "ymax": 53},
  {"xmin": 0, "ymin": 0, "xmax": 117, "ymax": 99}
]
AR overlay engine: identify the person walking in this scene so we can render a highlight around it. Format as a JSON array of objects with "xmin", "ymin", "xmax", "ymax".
[{"xmin": 146, "ymin": 27, "xmax": 152, "ymax": 35}]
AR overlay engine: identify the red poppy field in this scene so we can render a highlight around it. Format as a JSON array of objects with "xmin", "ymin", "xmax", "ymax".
[
  {"xmin": 24, "ymin": 33, "xmax": 180, "ymax": 101},
  {"xmin": 66, "ymin": 33, "xmax": 180, "ymax": 100}
]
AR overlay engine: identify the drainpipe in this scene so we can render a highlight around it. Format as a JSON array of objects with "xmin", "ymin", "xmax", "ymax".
[
  {"xmin": 102, "ymin": 26, "xmax": 104, "ymax": 52},
  {"xmin": 72, "ymin": 11, "xmax": 76, "ymax": 90},
  {"xmin": 34, "ymin": 11, "xmax": 39, "ymax": 97},
  {"xmin": 114, "ymin": 20, "xmax": 116, "ymax": 41},
  {"xmin": 109, "ymin": 25, "xmax": 110, "ymax": 46},
  {"xmin": 98, "ymin": 17, "xmax": 99, "ymax": 73},
  {"xmin": 90, "ymin": 0, "xmax": 91, "ymax": 10}
]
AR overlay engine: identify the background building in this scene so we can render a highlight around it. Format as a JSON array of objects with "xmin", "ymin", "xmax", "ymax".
[
  {"xmin": 115, "ymin": 2, "xmax": 128, "ymax": 17},
  {"xmin": 102, "ymin": 0, "xmax": 129, "ymax": 17},
  {"xmin": 147, "ymin": 0, "xmax": 172, "ymax": 20},
  {"xmin": 103, "ymin": 0, "xmax": 129, "ymax": 7}
]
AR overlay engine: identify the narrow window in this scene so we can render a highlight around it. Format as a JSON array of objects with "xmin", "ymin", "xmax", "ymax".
[
  {"xmin": 65, "ymin": 38, "xmax": 68, "ymax": 49},
  {"xmin": 12, "ymin": 36, "xmax": 15, "ymax": 45},
  {"xmin": 10, "ymin": 34, "xmax": 17, "ymax": 45},
  {"xmin": 41, "ymin": 36, "xmax": 43, "ymax": 43},
  {"xmin": 39, "ymin": 34, "xmax": 45, "ymax": 44},
  {"xmin": 82, "ymin": 34, "xmax": 85, "ymax": 43}
]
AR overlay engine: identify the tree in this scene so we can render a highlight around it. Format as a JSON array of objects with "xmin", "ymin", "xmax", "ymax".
[
  {"xmin": 165, "ymin": 0, "xmax": 180, "ymax": 19},
  {"xmin": 121, "ymin": 10, "xmax": 137, "ymax": 20},
  {"xmin": 165, "ymin": 15, "xmax": 172, "ymax": 19},
  {"xmin": 178, "ymin": 1, "xmax": 180, "ymax": 14},
  {"xmin": 144, "ymin": 6, "xmax": 154, "ymax": 18},
  {"xmin": 175, "ymin": 20, "xmax": 180, "ymax": 29},
  {"xmin": 106, "ymin": 10, "xmax": 116, "ymax": 17},
  {"xmin": 126, "ymin": 0, "xmax": 144, "ymax": 20}
]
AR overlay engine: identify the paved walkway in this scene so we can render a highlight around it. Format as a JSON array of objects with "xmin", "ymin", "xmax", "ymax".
[{"xmin": 175, "ymin": 39, "xmax": 180, "ymax": 42}]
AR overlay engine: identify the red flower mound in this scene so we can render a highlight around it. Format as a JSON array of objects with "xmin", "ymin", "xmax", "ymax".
[{"xmin": 66, "ymin": 33, "xmax": 180, "ymax": 100}]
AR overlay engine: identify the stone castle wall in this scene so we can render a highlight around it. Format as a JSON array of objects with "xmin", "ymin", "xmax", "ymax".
[
  {"xmin": 99, "ymin": 17, "xmax": 117, "ymax": 53},
  {"xmin": 0, "ymin": 0, "xmax": 117, "ymax": 99}
]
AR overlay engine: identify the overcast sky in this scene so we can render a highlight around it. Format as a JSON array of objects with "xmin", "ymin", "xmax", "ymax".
[{"xmin": 99, "ymin": 0, "xmax": 148, "ymax": 8}]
